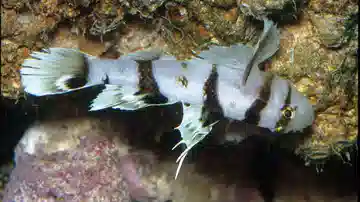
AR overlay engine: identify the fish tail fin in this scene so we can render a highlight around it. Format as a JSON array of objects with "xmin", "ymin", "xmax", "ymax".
[{"xmin": 20, "ymin": 48, "xmax": 92, "ymax": 96}]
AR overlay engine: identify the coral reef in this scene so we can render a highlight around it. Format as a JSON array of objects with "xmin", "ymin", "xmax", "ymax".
[{"xmin": 1, "ymin": 0, "xmax": 358, "ymax": 176}]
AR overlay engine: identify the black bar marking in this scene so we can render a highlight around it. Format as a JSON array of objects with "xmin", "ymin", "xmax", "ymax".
[
  {"xmin": 284, "ymin": 84, "xmax": 292, "ymax": 105},
  {"xmin": 274, "ymin": 83, "xmax": 293, "ymax": 133},
  {"xmin": 135, "ymin": 60, "xmax": 168, "ymax": 104},
  {"xmin": 243, "ymin": 73, "xmax": 274, "ymax": 125},
  {"xmin": 201, "ymin": 64, "xmax": 224, "ymax": 126},
  {"xmin": 64, "ymin": 54, "xmax": 89, "ymax": 89}
]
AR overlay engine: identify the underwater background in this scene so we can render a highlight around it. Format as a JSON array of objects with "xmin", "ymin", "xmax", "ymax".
[{"xmin": 1, "ymin": 0, "xmax": 358, "ymax": 201}]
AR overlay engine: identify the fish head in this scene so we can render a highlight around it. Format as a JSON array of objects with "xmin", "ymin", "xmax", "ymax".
[
  {"xmin": 256, "ymin": 76, "xmax": 315, "ymax": 135},
  {"xmin": 274, "ymin": 85, "xmax": 315, "ymax": 134}
]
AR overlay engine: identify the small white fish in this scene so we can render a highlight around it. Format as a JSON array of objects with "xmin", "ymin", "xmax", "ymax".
[{"xmin": 20, "ymin": 18, "xmax": 315, "ymax": 179}]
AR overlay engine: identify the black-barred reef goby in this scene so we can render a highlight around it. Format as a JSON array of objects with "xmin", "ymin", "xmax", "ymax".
[{"xmin": 20, "ymin": 18, "xmax": 315, "ymax": 179}]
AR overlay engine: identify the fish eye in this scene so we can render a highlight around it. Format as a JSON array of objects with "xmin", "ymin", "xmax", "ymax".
[
  {"xmin": 275, "ymin": 106, "xmax": 296, "ymax": 133},
  {"xmin": 283, "ymin": 109, "xmax": 293, "ymax": 119},
  {"xmin": 281, "ymin": 106, "xmax": 295, "ymax": 119}
]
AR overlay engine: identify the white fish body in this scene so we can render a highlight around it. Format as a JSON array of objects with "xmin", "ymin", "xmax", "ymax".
[{"xmin": 20, "ymin": 18, "xmax": 314, "ymax": 179}]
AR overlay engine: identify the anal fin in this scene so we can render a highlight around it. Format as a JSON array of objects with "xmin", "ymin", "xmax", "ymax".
[{"xmin": 172, "ymin": 103, "xmax": 219, "ymax": 179}]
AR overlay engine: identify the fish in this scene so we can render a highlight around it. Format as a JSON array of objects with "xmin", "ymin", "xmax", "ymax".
[{"xmin": 20, "ymin": 18, "xmax": 315, "ymax": 179}]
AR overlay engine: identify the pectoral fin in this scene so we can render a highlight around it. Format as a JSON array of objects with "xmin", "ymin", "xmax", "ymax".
[
  {"xmin": 172, "ymin": 103, "xmax": 219, "ymax": 179},
  {"xmin": 89, "ymin": 84, "xmax": 173, "ymax": 111},
  {"xmin": 89, "ymin": 84, "xmax": 150, "ymax": 111}
]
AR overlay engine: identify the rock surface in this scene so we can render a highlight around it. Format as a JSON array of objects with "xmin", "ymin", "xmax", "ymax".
[
  {"xmin": 2, "ymin": 113, "xmax": 357, "ymax": 201},
  {"xmin": 308, "ymin": 11, "xmax": 346, "ymax": 48},
  {"xmin": 238, "ymin": 0, "xmax": 305, "ymax": 23},
  {"xmin": 3, "ymin": 116, "xmax": 265, "ymax": 202}
]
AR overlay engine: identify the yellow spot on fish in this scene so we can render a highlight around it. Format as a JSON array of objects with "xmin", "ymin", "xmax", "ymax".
[
  {"xmin": 275, "ymin": 105, "xmax": 297, "ymax": 133},
  {"xmin": 275, "ymin": 126, "xmax": 283, "ymax": 132},
  {"xmin": 202, "ymin": 90, "xmax": 208, "ymax": 99},
  {"xmin": 176, "ymin": 75, "xmax": 188, "ymax": 88},
  {"xmin": 181, "ymin": 62, "xmax": 188, "ymax": 70}
]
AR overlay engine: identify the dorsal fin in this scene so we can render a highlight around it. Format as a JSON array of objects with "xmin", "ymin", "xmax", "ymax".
[
  {"xmin": 192, "ymin": 18, "xmax": 280, "ymax": 86},
  {"xmin": 119, "ymin": 48, "xmax": 179, "ymax": 61},
  {"xmin": 120, "ymin": 48, "xmax": 164, "ymax": 61},
  {"xmin": 242, "ymin": 18, "xmax": 280, "ymax": 85},
  {"xmin": 252, "ymin": 18, "xmax": 280, "ymax": 65},
  {"xmin": 195, "ymin": 44, "xmax": 254, "ymax": 68}
]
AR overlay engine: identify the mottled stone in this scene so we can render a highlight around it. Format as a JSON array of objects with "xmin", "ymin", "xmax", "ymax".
[
  {"xmin": 188, "ymin": 1, "xmax": 257, "ymax": 44},
  {"xmin": 1, "ymin": 0, "xmax": 27, "ymax": 10},
  {"xmin": 308, "ymin": 11, "xmax": 346, "ymax": 48},
  {"xmin": 115, "ymin": 24, "xmax": 167, "ymax": 56},
  {"xmin": 202, "ymin": 0, "xmax": 236, "ymax": 7},
  {"xmin": 309, "ymin": 0, "xmax": 358, "ymax": 16},
  {"xmin": 238, "ymin": 0, "xmax": 305, "ymax": 23},
  {"xmin": 1, "ymin": 9, "xmax": 20, "ymax": 38},
  {"xmin": 120, "ymin": 0, "xmax": 167, "ymax": 18}
]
